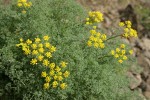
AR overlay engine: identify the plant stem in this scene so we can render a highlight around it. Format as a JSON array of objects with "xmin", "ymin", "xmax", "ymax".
[{"xmin": 105, "ymin": 34, "xmax": 121, "ymax": 42}]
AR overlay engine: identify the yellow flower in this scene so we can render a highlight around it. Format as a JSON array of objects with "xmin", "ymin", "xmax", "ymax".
[
  {"xmin": 86, "ymin": 22, "xmax": 90, "ymax": 25},
  {"xmin": 89, "ymin": 36, "xmax": 95, "ymax": 41},
  {"xmin": 55, "ymin": 66, "xmax": 61, "ymax": 72},
  {"xmin": 129, "ymin": 50, "xmax": 133, "ymax": 55},
  {"xmin": 32, "ymin": 50, "xmax": 38, "ymax": 55},
  {"xmin": 114, "ymin": 54, "xmax": 119, "ymax": 58},
  {"xmin": 16, "ymin": 43, "xmax": 22, "ymax": 47},
  {"xmin": 52, "ymin": 81, "xmax": 58, "ymax": 88},
  {"xmin": 23, "ymin": 2, "xmax": 28, "ymax": 7},
  {"xmin": 58, "ymin": 76, "xmax": 63, "ymax": 81},
  {"xmin": 123, "ymin": 56, "xmax": 127, "ymax": 60},
  {"xmin": 30, "ymin": 59, "xmax": 37, "ymax": 65},
  {"xmin": 127, "ymin": 25, "xmax": 131, "ymax": 28},
  {"xmin": 118, "ymin": 59, "xmax": 123, "ymax": 63},
  {"xmin": 130, "ymin": 32, "xmax": 134, "ymax": 37},
  {"xmin": 94, "ymin": 42, "xmax": 99, "ymax": 48},
  {"xmin": 17, "ymin": 3, "xmax": 22, "ymax": 7},
  {"xmin": 54, "ymin": 75, "xmax": 58, "ymax": 80},
  {"xmin": 125, "ymin": 21, "xmax": 132, "ymax": 25},
  {"xmin": 90, "ymin": 30, "xmax": 96, "ymax": 35},
  {"xmin": 96, "ymin": 32, "xmax": 101, "ymax": 37},
  {"xmin": 121, "ymin": 50, "xmax": 126, "ymax": 55},
  {"xmin": 111, "ymin": 50, "xmax": 115, "ymax": 55},
  {"xmin": 22, "ymin": 10, "xmax": 26, "ymax": 14},
  {"xmin": 99, "ymin": 43, "xmax": 105, "ymax": 48},
  {"xmin": 19, "ymin": 38, "xmax": 23, "ymax": 42},
  {"xmin": 93, "ymin": 37, "xmax": 98, "ymax": 42},
  {"xmin": 35, "ymin": 38, "xmax": 41, "ymax": 43},
  {"xmin": 60, "ymin": 61, "xmax": 68, "ymax": 68},
  {"xmin": 87, "ymin": 41, "xmax": 92, "ymax": 47},
  {"xmin": 123, "ymin": 33, "xmax": 129, "ymax": 38},
  {"xmin": 49, "ymin": 63, "xmax": 55, "ymax": 69},
  {"xmin": 22, "ymin": 46, "xmax": 27, "ymax": 51},
  {"xmin": 21, "ymin": 0, "xmax": 27, "ymax": 3},
  {"xmin": 31, "ymin": 44, "xmax": 37, "ymax": 49},
  {"xmin": 28, "ymin": 2, "xmax": 32, "ymax": 6},
  {"xmin": 24, "ymin": 48, "xmax": 31, "ymax": 55},
  {"xmin": 41, "ymin": 71, "xmax": 47, "ymax": 77},
  {"xmin": 119, "ymin": 22, "xmax": 125, "ymax": 27},
  {"xmin": 86, "ymin": 18, "xmax": 89, "ymax": 21},
  {"xmin": 38, "ymin": 43, "xmax": 43, "ymax": 48},
  {"xmin": 87, "ymin": 11, "xmax": 103, "ymax": 24},
  {"xmin": 43, "ymin": 83, "xmax": 49, "ymax": 89},
  {"xmin": 43, "ymin": 59, "xmax": 49, "ymax": 67},
  {"xmin": 45, "ymin": 52, "xmax": 52, "ymax": 58},
  {"xmin": 49, "ymin": 70, "xmax": 55, "ymax": 76},
  {"xmin": 26, "ymin": 39, "xmax": 32, "ymax": 44},
  {"xmin": 45, "ymin": 42, "xmax": 51, "ymax": 48},
  {"xmin": 26, "ymin": 3, "xmax": 31, "ymax": 7},
  {"xmin": 124, "ymin": 28, "xmax": 129, "ymax": 32},
  {"xmin": 120, "ymin": 44, "xmax": 125, "ymax": 49},
  {"xmin": 43, "ymin": 35, "xmax": 50, "ymax": 41},
  {"xmin": 38, "ymin": 55, "xmax": 44, "ymax": 61},
  {"xmin": 63, "ymin": 71, "xmax": 70, "ymax": 78},
  {"xmin": 39, "ymin": 48, "xmax": 44, "ymax": 53},
  {"xmin": 60, "ymin": 83, "xmax": 67, "ymax": 89},
  {"xmin": 116, "ymin": 48, "xmax": 120, "ymax": 53},
  {"xmin": 98, "ymin": 39, "xmax": 103, "ymax": 43},
  {"xmin": 57, "ymin": 72, "xmax": 62, "ymax": 76},
  {"xmin": 45, "ymin": 76, "xmax": 51, "ymax": 83},
  {"xmin": 50, "ymin": 46, "xmax": 56, "ymax": 52},
  {"xmin": 120, "ymin": 20, "xmax": 138, "ymax": 39},
  {"xmin": 101, "ymin": 34, "xmax": 107, "ymax": 40}
]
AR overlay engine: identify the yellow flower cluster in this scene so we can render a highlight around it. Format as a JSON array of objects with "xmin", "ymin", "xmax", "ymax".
[
  {"xmin": 119, "ymin": 21, "xmax": 138, "ymax": 38},
  {"xmin": 86, "ymin": 11, "xmax": 104, "ymax": 25},
  {"xmin": 17, "ymin": 0, "xmax": 32, "ymax": 14},
  {"xmin": 87, "ymin": 26, "xmax": 107, "ymax": 48},
  {"xmin": 41, "ymin": 61, "xmax": 69, "ymax": 89},
  {"xmin": 110, "ymin": 44, "xmax": 133, "ymax": 63},
  {"xmin": 17, "ymin": 35, "xmax": 70, "ymax": 90},
  {"xmin": 16, "ymin": 35, "xmax": 56, "ymax": 66}
]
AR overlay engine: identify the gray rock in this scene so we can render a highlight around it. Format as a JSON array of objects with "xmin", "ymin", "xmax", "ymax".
[{"xmin": 128, "ymin": 72, "xmax": 142, "ymax": 89}]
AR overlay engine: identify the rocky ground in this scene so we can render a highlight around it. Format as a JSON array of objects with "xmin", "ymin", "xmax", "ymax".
[{"xmin": 76, "ymin": 0, "xmax": 150, "ymax": 99}]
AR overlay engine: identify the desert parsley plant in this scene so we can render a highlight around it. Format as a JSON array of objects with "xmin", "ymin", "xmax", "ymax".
[{"xmin": 0, "ymin": 0, "xmax": 142, "ymax": 100}]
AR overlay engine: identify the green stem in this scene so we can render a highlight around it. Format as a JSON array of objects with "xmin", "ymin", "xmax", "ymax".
[{"xmin": 105, "ymin": 34, "xmax": 121, "ymax": 42}]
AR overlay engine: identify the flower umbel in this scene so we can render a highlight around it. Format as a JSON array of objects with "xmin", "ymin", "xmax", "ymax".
[
  {"xmin": 86, "ymin": 11, "xmax": 104, "ymax": 25},
  {"xmin": 119, "ymin": 21, "xmax": 138, "ymax": 38}
]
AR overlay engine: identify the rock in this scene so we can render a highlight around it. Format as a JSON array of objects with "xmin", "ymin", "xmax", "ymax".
[
  {"xmin": 142, "ymin": 38, "xmax": 150, "ymax": 51},
  {"xmin": 144, "ymin": 51, "xmax": 150, "ymax": 59},
  {"xmin": 103, "ymin": 16, "xmax": 112, "ymax": 28},
  {"xmin": 128, "ymin": 72, "xmax": 142, "ymax": 89},
  {"xmin": 146, "ymin": 77, "xmax": 150, "ymax": 91},
  {"xmin": 138, "ymin": 54, "xmax": 150, "ymax": 78},
  {"xmin": 145, "ymin": 57, "xmax": 150, "ymax": 68},
  {"xmin": 135, "ymin": 39, "xmax": 145, "ymax": 50},
  {"xmin": 146, "ymin": 84, "xmax": 150, "ymax": 92},
  {"xmin": 143, "ymin": 91, "xmax": 150, "ymax": 99}
]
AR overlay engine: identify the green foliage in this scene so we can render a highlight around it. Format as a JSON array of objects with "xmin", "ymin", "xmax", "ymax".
[{"xmin": 0, "ymin": 0, "xmax": 141, "ymax": 100}]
